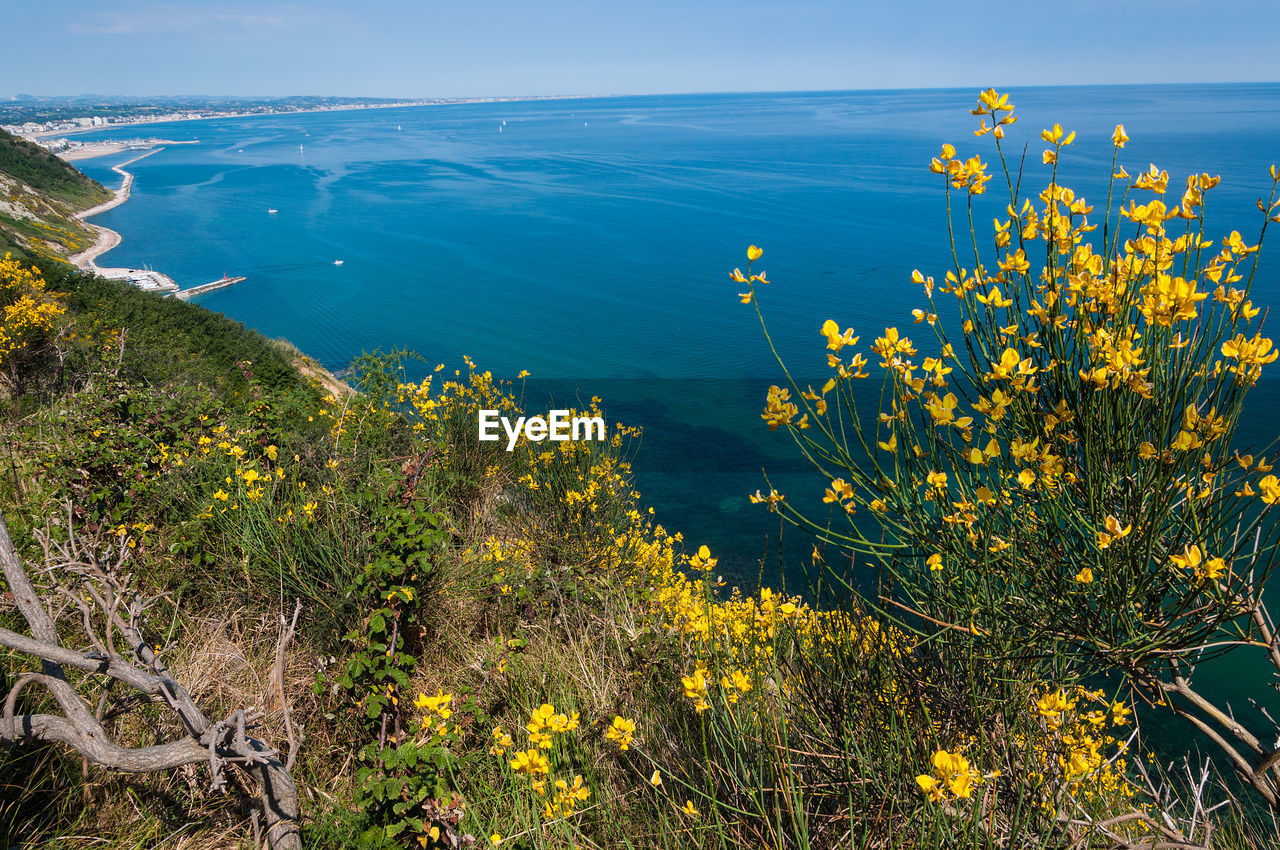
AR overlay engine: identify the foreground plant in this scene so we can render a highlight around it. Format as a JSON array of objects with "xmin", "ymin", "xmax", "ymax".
[
  {"xmin": 0, "ymin": 510, "xmax": 301, "ymax": 849},
  {"xmin": 0, "ymin": 252, "xmax": 66, "ymax": 396},
  {"xmin": 744, "ymin": 89, "xmax": 1280, "ymax": 815}
]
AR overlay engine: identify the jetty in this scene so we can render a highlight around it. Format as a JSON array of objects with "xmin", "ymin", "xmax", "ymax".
[{"xmin": 175, "ymin": 275, "xmax": 247, "ymax": 300}]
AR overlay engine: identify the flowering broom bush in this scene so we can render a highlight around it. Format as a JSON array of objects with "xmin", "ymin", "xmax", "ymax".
[
  {"xmin": 0, "ymin": 252, "xmax": 65, "ymax": 395},
  {"xmin": 744, "ymin": 89, "xmax": 1280, "ymax": 810}
]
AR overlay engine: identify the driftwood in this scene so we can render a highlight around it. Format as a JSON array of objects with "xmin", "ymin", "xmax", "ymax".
[{"xmin": 0, "ymin": 511, "xmax": 302, "ymax": 849}]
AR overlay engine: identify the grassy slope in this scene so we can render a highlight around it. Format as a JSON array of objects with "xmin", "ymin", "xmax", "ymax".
[
  {"xmin": 0, "ymin": 129, "xmax": 110, "ymax": 260},
  {"xmin": 0, "ymin": 129, "xmax": 111, "ymax": 207},
  {"xmin": 1, "ymin": 265, "xmax": 1275, "ymax": 849}
]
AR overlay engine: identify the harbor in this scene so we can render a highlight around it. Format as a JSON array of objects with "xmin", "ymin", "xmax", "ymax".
[{"xmin": 67, "ymin": 146, "xmax": 250, "ymax": 299}]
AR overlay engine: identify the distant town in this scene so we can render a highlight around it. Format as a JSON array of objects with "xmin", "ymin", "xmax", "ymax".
[
  {"xmin": 2, "ymin": 99, "xmax": 435, "ymax": 147},
  {"xmin": 0, "ymin": 93, "xmax": 585, "ymax": 151}
]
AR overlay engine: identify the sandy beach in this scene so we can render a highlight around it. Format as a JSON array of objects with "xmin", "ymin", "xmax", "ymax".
[
  {"xmin": 69, "ymin": 149, "xmax": 177, "ymax": 291},
  {"xmin": 58, "ymin": 139, "xmax": 194, "ymax": 161}
]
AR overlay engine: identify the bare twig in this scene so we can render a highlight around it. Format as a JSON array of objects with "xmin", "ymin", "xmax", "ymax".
[{"xmin": 0, "ymin": 512, "xmax": 302, "ymax": 849}]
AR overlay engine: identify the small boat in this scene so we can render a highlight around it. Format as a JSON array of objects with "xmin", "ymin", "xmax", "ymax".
[
  {"xmin": 268, "ymin": 208, "xmax": 278, "ymax": 214},
  {"xmin": 333, "ymin": 260, "xmax": 344, "ymax": 266}
]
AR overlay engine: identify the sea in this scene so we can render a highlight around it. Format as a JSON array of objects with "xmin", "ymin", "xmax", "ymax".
[
  {"xmin": 68, "ymin": 85, "xmax": 1280, "ymax": 742},
  {"xmin": 71, "ymin": 85, "xmax": 1280, "ymax": 583}
]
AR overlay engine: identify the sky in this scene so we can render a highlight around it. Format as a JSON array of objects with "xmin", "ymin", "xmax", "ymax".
[{"xmin": 4, "ymin": 0, "xmax": 1280, "ymax": 98}]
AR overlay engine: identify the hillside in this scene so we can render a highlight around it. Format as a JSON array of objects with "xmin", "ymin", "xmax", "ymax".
[{"xmin": 0, "ymin": 128, "xmax": 109, "ymax": 259}]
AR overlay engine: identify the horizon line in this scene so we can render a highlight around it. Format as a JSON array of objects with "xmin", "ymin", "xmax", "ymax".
[{"xmin": 7, "ymin": 80, "xmax": 1280, "ymax": 102}]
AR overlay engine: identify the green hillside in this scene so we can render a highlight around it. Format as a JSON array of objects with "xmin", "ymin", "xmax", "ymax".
[
  {"xmin": 0, "ymin": 129, "xmax": 110, "ymax": 207},
  {"xmin": 0, "ymin": 128, "xmax": 108, "ymax": 260}
]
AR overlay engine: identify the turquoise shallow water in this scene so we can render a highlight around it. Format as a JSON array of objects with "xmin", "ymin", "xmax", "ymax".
[{"xmin": 72, "ymin": 86, "xmax": 1280, "ymax": 591}]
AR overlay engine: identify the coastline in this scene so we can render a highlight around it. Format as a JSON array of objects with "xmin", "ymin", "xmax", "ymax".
[
  {"xmin": 28, "ymin": 94, "xmax": 590, "ymax": 141},
  {"xmin": 69, "ymin": 148, "xmax": 177, "ymax": 292},
  {"xmin": 63, "ymin": 150, "xmax": 353, "ymax": 395},
  {"xmin": 58, "ymin": 139, "xmax": 198, "ymax": 162}
]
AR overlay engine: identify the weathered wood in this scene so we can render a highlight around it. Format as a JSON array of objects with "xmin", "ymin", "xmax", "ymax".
[{"xmin": 0, "ymin": 514, "xmax": 302, "ymax": 849}]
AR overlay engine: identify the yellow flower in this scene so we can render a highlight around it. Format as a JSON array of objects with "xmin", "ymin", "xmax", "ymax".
[
  {"xmin": 1040, "ymin": 123, "xmax": 1076, "ymax": 146},
  {"xmin": 747, "ymin": 245, "xmax": 763, "ymax": 262},
  {"xmin": 1112, "ymin": 124, "xmax": 1128, "ymax": 147},
  {"xmin": 510, "ymin": 748, "xmax": 550, "ymax": 776},
  {"xmin": 688, "ymin": 544, "xmax": 717, "ymax": 570},
  {"xmin": 605, "ymin": 715, "xmax": 636, "ymax": 750},
  {"xmin": 926, "ymin": 554, "xmax": 943, "ymax": 572},
  {"xmin": 1034, "ymin": 690, "xmax": 1074, "ymax": 728},
  {"xmin": 649, "ymin": 769, "xmax": 662, "ymax": 787},
  {"xmin": 920, "ymin": 748, "xmax": 979, "ymax": 801},
  {"xmin": 1096, "ymin": 515, "xmax": 1132, "ymax": 549},
  {"xmin": 1261, "ymin": 474, "xmax": 1280, "ymax": 504},
  {"xmin": 681, "ymin": 665, "xmax": 710, "ymax": 713},
  {"xmin": 681, "ymin": 800, "xmax": 700, "ymax": 817},
  {"xmin": 915, "ymin": 773, "xmax": 942, "ymax": 801},
  {"xmin": 821, "ymin": 319, "xmax": 859, "ymax": 352},
  {"xmin": 1074, "ymin": 567, "xmax": 1094, "ymax": 584},
  {"xmin": 1169, "ymin": 544, "xmax": 1203, "ymax": 573}
]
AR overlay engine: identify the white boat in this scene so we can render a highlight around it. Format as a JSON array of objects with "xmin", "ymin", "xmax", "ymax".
[
  {"xmin": 268, "ymin": 208, "xmax": 278, "ymax": 214},
  {"xmin": 333, "ymin": 260, "xmax": 344, "ymax": 266}
]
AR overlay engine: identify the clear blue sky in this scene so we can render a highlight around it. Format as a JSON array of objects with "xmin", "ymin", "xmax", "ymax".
[{"xmin": 6, "ymin": 0, "xmax": 1279, "ymax": 98}]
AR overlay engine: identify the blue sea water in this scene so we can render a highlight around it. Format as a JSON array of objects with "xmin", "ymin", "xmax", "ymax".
[{"xmin": 72, "ymin": 85, "xmax": 1280, "ymax": 595}]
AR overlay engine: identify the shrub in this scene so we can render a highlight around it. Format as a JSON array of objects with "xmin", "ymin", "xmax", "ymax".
[{"xmin": 745, "ymin": 88, "xmax": 1280, "ymax": 813}]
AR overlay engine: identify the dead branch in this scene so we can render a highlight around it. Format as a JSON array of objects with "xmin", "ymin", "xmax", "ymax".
[
  {"xmin": 0, "ymin": 512, "xmax": 302, "ymax": 849},
  {"xmin": 269, "ymin": 598, "xmax": 303, "ymax": 773}
]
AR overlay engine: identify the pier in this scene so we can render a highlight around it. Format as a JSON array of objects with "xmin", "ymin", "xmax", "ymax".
[{"xmin": 175, "ymin": 275, "xmax": 247, "ymax": 300}]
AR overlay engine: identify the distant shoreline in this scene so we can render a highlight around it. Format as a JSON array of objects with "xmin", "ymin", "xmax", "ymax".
[
  {"xmin": 30, "ymin": 95, "xmax": 590, "ymax": 141},
  {"xmin": 58, "ymin": 138, "xmax": 198, "ymax": 161}
]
